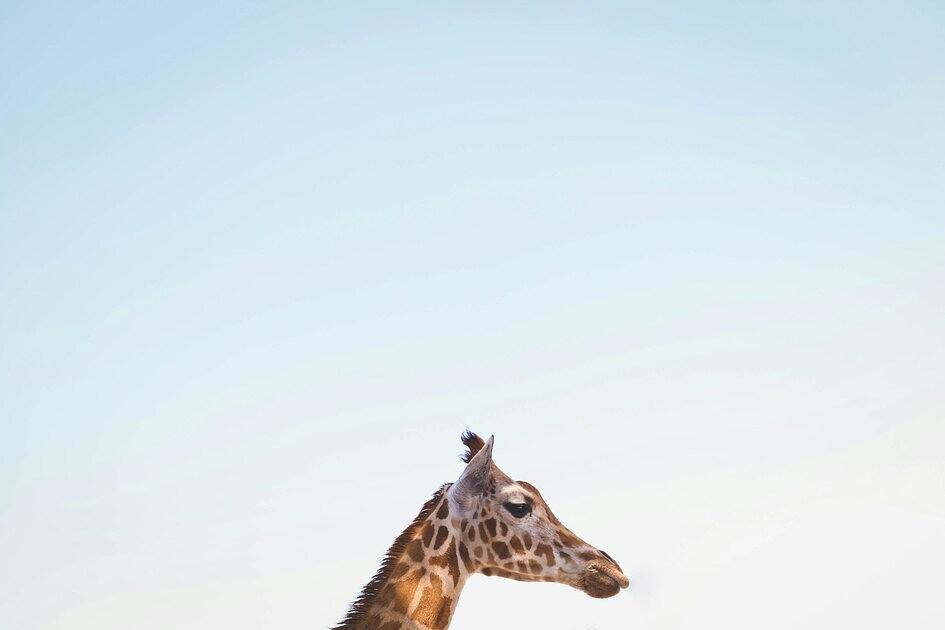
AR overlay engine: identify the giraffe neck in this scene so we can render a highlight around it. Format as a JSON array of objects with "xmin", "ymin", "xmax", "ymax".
[{"xmin": 337, "ymin": 486, "xmax": 475, "ymax": 630}]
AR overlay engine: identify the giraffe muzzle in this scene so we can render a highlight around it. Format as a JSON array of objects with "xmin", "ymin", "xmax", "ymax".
[{"xmin": 581, "ymin": 557, "xmax": 630, "ymax": 598}]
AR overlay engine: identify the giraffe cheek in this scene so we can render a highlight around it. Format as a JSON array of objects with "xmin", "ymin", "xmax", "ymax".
[{"xmin": 509, "ymin": 535, "xmax": 525, "ymax": 554}]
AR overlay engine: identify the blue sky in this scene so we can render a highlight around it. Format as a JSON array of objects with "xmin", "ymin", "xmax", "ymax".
[{"xmin": 2, "ymin": 2, "xmax": 944, "ymax": 629}]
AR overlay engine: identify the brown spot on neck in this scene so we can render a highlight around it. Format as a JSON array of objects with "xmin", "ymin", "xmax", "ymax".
[
  {"xmin": 421, "ymin": 521, "xmax": 434, "ymax": 548},
  {"xmin": 412, "ymin": 573, "xmax": 453, "ymax": 629},
  {"xmin": 433, "ymin": 525, "xmax": 449, "ymax": 550},
  {"xmin": 429, "ymin": 537, "xmax": 463, "ymax": 588}
]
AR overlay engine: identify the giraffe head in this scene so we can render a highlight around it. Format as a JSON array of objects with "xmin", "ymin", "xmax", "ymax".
[{"xmin": 447, "ymin": 431, "xmax": 630, "ymax": 599}]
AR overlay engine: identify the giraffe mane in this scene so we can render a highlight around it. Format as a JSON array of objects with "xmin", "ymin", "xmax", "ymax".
[
  {"xmin": 332, "ymin": 483, "xmax": 451, "ymax": 629},
  {"xmin": 460, "ymin": 429, "xmax": 485, "ymax": 463}
]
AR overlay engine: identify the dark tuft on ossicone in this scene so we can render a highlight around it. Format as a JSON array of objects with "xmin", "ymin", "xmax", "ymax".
[{"xmin": 460, "ymin": 430, "xmax": 485, "ymax": 463}]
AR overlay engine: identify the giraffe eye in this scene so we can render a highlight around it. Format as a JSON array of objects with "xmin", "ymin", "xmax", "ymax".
[{"xmin": 503, "ymin": 502, "xmax": 531, "ymax": 518}]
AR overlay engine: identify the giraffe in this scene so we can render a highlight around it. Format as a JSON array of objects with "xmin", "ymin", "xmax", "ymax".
[{"xmin": 333, "ymin": 431, "xmax": 630, "ymax": 629}]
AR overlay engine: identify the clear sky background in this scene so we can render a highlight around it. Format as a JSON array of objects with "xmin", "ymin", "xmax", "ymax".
[{"xmin": 2, "ymin": 2, "xmax": 944, "ymax": 629}]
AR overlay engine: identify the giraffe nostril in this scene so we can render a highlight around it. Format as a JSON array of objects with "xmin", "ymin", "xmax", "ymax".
[{"xmin": 597, "ymin": 549, "xmax": 623, "ymax": 572}]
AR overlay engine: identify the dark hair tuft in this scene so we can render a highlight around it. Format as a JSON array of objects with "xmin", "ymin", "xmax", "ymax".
[{"xmin": 460, "ymin": 430, "xmax": 485, "ymax": 463}]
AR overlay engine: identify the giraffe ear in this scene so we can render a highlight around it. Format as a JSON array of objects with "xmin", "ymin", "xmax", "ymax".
[{"xmin": 449, "ymin": 434, "xmax": 494, "ymax": 514}]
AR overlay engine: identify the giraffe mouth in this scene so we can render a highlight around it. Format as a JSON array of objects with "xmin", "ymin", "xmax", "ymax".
[{"xmin": 582, "ymin": 562, "xmax": 630, "ymax": 598}]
